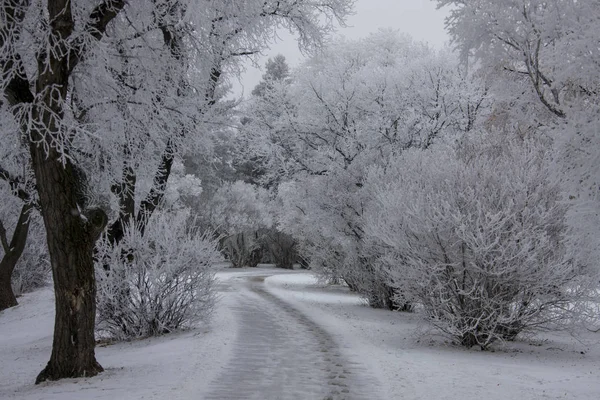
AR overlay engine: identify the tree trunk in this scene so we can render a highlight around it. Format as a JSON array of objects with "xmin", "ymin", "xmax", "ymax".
[
  {"xmin": 32, "ymin": 145, "xmax": 105, "ymax": 384},
  {"xmin": 0, "ymin": 267, "xmax": 18, "ymax": 311},
  {"xmin": 0, "ymin": 203, "xmax": 33, "ymax": 312},
  {"xmin": 32, "ymin": 2, "xmax": 104, "ymax": 382},
  {"xmin": 2, "ymin": 0, "xmax": 124, "ymax": 384}
]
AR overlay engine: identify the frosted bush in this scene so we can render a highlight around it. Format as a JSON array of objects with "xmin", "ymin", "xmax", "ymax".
[
  {"xmin": 366, "ymin": 136, "xmax": 589, "ymax": 348},
  {"xmin": 95, "ymin": 209, "xmax": 221, "ymax": 341}
]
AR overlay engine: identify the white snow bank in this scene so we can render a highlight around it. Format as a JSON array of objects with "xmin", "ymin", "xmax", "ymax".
[
  {"xmin": 265, "ymin": 272, "xmax": 600, "ymax": 400},
  {"xmin": 0, "ymin": 286, "xmax": 236, "ymax": 400}
]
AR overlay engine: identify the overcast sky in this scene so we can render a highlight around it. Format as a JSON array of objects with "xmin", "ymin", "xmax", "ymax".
[{"xmin": 231, "ymin": 0, "xmax": 451, "ymax": 98}]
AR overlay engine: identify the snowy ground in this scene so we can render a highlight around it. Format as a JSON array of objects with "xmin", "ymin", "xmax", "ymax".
[
  {"xmin": 264, "ymin": 272, "xmax": 600, "ymax": 400},
  {"xmin": 1, "ymin": 266, "xmax": 599, "ymax": 399},
  {"xmin": 0, "ymin": 283, "xmax": 236, "ymax": 400}
]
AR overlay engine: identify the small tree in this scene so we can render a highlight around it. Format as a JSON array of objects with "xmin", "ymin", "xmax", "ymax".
[
  {"xmin": 251, "ymin": 54, "xmax": 291, "ymax": 98},
  {"xmin": 0, "ymin": 106, "xmax": 41, "ymax": 310},
  {"xmin": 0, "ymin": 202, "xmax": 33, "ymax": 310},
  {"xmin": 0, "ymin": 199, "xmax": 49, "ymax": 303}
]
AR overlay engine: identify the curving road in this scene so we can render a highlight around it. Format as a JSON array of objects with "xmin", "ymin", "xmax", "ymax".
[{"xmin": 204, "ymin": 274, "xmax": 378, "ymax": 400}]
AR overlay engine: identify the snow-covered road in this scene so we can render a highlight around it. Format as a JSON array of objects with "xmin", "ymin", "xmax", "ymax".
[
  {"xmin": 205, "ymin": 274, "xmax": 379, "ymax": 400},
  {"xmin": 2, "ymin": 267, "xmax": 598, "ymax": 400}
]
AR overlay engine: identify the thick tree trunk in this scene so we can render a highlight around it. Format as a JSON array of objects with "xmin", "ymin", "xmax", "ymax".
[
  {"xmin": 32, "ymin": 145, "xmax": 104, "ymax": 384},
  {"xmin": 32, "ymin": 1, "xmax": 107, "ymax": 382},
  {"xmin": 0, "ymin": 203, "xmax": 33, "ymax": 311},
  {"xmin": 3, "ymin": 0, "xmax": 124, "ymax": 384}
]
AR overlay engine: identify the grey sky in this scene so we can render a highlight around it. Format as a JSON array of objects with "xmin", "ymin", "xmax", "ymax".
[{"xmin": 231, "ymin": 0, "xmax": 450, "ymax": 97}]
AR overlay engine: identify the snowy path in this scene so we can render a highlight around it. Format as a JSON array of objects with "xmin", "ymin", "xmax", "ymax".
[
  {"xmin": 3, "ymin": 268, "xmax": 597, "ymax": 399},
  {"xmin": 205, "ymin": 275, "xmax": 379, "ymax": 400}
]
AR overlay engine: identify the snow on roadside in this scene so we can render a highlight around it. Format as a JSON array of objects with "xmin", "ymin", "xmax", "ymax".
[
  {"xmin": 265, "ymin": 272, "xmax": 600, "ymax": 400},
  {"xmin": 0, "ymin": 283, "xmax": 237, "ymax": 400},
  {"xmin": 3, "ymin": 268, "xmax": 598, "ymax": 400}
]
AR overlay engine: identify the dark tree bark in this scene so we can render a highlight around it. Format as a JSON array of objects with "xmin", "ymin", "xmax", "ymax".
[
  {"xmin": 30, "ymin": 0, "xmax": 119, "ymax": 384},
  {"xmin": 2, "ymin": 0, "xmax": 124, "ymax": 384},
  {"xmin": 135, "ymin": 142, "xmax": 175, "ymax": 235},
  {"xmin": 32, "ymin": 145, "xmax": 107, "ymax": 383},
  {"xmin": 0, "ymin": 268, "xmax": 17, "ymax": 311},
  {"xmin": 106, "ymin": 165, "xmax": 137, "ymax": 246},
  {"xmin": 0, "ymin": 203, "xmax": 32, "ymax": 311}
]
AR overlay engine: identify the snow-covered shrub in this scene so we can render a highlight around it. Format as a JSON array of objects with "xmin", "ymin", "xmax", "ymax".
[
  {"xmin": 95, "ymin": 208, "xmax": 220, "ymax": 340},
  {"xmin": 366, "ymin": 135, "xmax": 587, "ymax": 348},
  {"xmin": 435, "ymin": 0, "xmax": 600, "ymax": 295},
  {"xmin": 277, "ymin": 178, "xmax": 401, "ymax": 309}
]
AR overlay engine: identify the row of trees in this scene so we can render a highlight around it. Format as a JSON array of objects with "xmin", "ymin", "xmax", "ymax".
[
  {"xmin": 239, "ymin": 31, "xmax": 488, "ymax": 306},
  {"xmin": 0, "ymin": 0, "xmax": 353, "ymax": 383},
  {"xmin": 226, "ymin": 0, "xmax": 600, "ymax": 348}
]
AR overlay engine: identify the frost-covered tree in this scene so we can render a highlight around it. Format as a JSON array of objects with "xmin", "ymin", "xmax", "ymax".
[
  {"xmin": 0, "ymin": 192, "xmax": 34, "ymax": 311},
  {"xmin": 0, "ymin": 178, "xmax": 48, "ymax": 311},
  {"xmin": 365, "ymin": 134, "xmax": 587, "ymax": 348},
  {"xmin": 436, "ymin": 0, "xmax": 598, "ymax": 117},
  {"xmin": 1, "ymin": 0, "xmax": 352, "ymax": 383},
  {"xmin": 0, "ymin": 106, "xmax": 39, "ymax": 310},
  {"xmin": 435, "ymin": 0, "xmax": 600, "ymax": 274},
  {"xmin": 242, "ymin": 30, "xmax": 488, "ymax": 307},
  {"xmin": 1, "ymin": 0, "xmax": 121, "ymax": 381},
  {"xmin": 251, "ymin": 54, "xmax": 291, "ymax": 98},
  {"xmin": 236, "ymin": 55, "xmax": 301, "ymax": 268}
]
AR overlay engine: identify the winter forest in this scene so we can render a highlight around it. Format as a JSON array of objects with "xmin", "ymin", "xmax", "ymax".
[{"xmin": 0, "ymin": 0, "xmax": 599, "ymax": 399}]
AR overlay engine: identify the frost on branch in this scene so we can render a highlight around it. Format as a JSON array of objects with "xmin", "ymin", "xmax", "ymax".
[
  {"xmin": 95, "ymin": 208, "xmax": 221, "ymax": 341},
  {"xmin": 365, "ymin": 134, "xmax": 589, "ymax": 348}
]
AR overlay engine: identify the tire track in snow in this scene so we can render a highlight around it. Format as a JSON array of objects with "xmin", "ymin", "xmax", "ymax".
[{"xmin": 204, "ymin": 275, "xmax": 377, "ymax": 400}]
